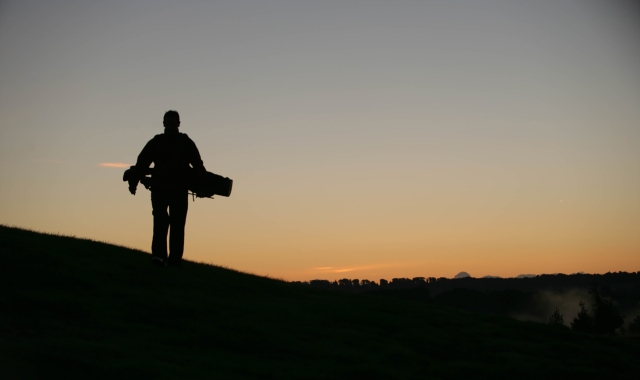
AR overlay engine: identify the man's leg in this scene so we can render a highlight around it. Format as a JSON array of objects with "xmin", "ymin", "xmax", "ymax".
[
  {"xmin": 167, "ymin": 190, "xmax": 189, "ymax": 266},
  {"xmin": 151, "ymin": 190, "xmax": 170, "ymax": 264}
]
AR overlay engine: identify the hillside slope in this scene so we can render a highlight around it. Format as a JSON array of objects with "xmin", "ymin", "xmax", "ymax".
[{"xmin": 1, "ymin": 225, "xmax": 639, "ymax": 379}]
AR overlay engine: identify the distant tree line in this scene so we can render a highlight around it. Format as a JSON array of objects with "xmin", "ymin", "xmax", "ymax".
[
  {"xmin": 296, "ymin": 277, "xmax": 432, "ymax": 293},
  {"xmin": 296, "ymin": 271, "xmax": 640, "ymax": 301},
  {"xmin": 293, "ymin": 272, "xmax": 640, "ymax": 335}
]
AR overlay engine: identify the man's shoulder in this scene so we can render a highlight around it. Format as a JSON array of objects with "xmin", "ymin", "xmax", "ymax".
[
  {"xmin": 141, "ymin": 134, "xmax": 163, "ymax": 148},
  {"xmin": 179, "ymin": 132, "xmax": 196, "ymax": 144}
]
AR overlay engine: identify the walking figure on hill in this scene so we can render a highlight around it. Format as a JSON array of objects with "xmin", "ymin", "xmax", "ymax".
[{"xmin": 128, "ymin": 110, "xmax": 206, "ymax": 267}]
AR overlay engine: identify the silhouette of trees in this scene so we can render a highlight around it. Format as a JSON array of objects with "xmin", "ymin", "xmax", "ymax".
[
  {"xmin": 570, "ymin": 284, "xmax": 624, "ymax": 335},
  {"xmin": 589, "ymin": 284, "xmax": 624, "ymax": 335},
  {"xmin": 306, "ymin": 272, "xmax": 640, "ymax": 299},
  {"xmin": 628, "ymin": 316, "xmax": 640, "ymax": 334},
  {"xmin": 302, "ymin": 273, "xmax": 639, "ymax": 330},
  {"xmin": 548, "ymin": 307, "xmax": 564, "ymax": 326},
  {"xmin": 571, "ymin": 301, "xmax": 594, "ymax": 333},
  {"xmin": 308, "ymin": 280, "xmax": 332, "ymax": 290},
  {"xmin": 390, "ymin": 278, "xmax": 412, "ymax": 288}
]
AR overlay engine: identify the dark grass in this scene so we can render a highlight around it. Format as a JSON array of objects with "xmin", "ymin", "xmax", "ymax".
[{"xmin": 1, "ymin": 225, "xmax": 639, "ymax": 379}]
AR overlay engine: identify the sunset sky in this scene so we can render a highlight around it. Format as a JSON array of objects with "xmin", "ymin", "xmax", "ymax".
[{"xmin": 1, "ymin": 0, "xmax": 639, "ymax": 281}]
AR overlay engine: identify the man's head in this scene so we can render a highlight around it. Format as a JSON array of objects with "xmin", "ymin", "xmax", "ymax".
[{"xmin": 163, "ymin": 110, "xmax": 180, "ymax": 129}]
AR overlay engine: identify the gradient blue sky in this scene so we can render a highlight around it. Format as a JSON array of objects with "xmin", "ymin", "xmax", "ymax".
[{"xmin": 1, "ymin": 0, "xmax": 639, "ymax": 280}]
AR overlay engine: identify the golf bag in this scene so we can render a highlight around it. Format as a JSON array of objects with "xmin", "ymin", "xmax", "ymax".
[{"xmin": 123, "ymin": 166, "xmax": 233, "ymax": 199}]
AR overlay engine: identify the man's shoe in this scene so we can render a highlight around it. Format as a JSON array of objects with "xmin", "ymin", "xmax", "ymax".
[{"xmin": 152, "ymin": 257, "xmax": 166, "ymax": 267}]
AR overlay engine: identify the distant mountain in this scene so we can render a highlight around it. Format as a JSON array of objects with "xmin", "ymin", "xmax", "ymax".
[
  {"xmin": 516, "ymin": 274, "xmax": 537, "ymax": 279},
  {"xmin": 454, "ymin": 271, "xmax": 471, "ymax": 279}
]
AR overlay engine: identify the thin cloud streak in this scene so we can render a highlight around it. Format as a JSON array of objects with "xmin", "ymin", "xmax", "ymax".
[
  {"xmin": 312, "ymin": 262, "xmax": 420, "ymax": 275},
  {"xmin": 99, "ymin": 162, "xmax": 130, "ymax": 168}
]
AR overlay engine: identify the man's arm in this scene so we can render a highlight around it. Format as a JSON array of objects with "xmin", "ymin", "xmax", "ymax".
[
  {"xmin": 187, "ymin": 137, "xmax": 206, "ymax": 172},
  {"xmin": 129, "ymin": 138, "xmax": 156, "ymax": 195}
]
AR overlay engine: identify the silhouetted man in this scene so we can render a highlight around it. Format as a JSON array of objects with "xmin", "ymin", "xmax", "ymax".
[{"xmin": 129, "ymin": 110, "xmax": 206, "ymax": 267}]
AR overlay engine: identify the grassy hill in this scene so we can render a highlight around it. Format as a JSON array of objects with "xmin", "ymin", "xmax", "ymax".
[{"xmin": 1, "ymin": 225, "xmax": 639, "ymax": 379}]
